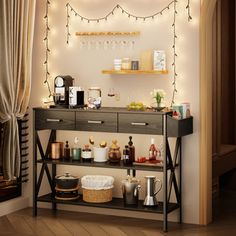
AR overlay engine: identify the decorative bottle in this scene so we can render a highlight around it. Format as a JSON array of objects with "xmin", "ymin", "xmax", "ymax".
[
  {"xmin": 64, "ymin": 141, "xmax": 71, "ymax": 160},
  {"xmin": 149, "ymin": 138, "xmax": 157, "ymax": 161},
  {"xmin": 128, "ymin": 136, "xmax": 135, "ymax": 163},
  {"xmin": 72, "ymin": 137, "xmax": 81, "ymax": 161},
  {"xmin": 123, "ymin": 145, "xmax": 131, "ymax": 165}
]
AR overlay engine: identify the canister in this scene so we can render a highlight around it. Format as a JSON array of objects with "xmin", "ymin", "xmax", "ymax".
[
  {"xmin": 72, "ymin": 148, "xmax": 81, "ymax": 161},
  {"xmin": 51, "ymin": 142, "xmax": 63, "ymax": 159}
]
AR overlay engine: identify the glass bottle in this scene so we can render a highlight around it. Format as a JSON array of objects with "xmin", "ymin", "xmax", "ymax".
[
  {"xmin": 72, "ymin": 137, "xmax": 81, "ymax": 161},
  {"xmin": 149, "ymin": 138, "xmax": 157, "ymax": 161},
  {"xmin": 128, "ymin": 136, "xmax": 135, "ymax": 163},
  {"xmin": 123, "ymin": 145, "xmax": 131, "ymax": 165},
  {"xmin": 64, "ymin": 141, "xmax": 71, "ymax": 160}
]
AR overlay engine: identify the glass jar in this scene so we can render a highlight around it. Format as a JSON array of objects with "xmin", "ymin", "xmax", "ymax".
[
  {"xmin": 108, "ymin": 139, "xmax": 121, "ymax": 163},
  {"xmin": 121, "ymin": 58, "xmax": 131, "ymax": 70},
  {"xmin": 88, "ymin": 87, "xmax": 101, "ymax": 109}
]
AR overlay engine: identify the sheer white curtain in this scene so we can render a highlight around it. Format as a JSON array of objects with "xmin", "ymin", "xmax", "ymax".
[{"xmin": 0, "ymin": 0, "xmax": 36, "ymax": 180}]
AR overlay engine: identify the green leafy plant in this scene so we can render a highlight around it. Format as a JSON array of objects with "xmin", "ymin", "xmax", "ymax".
[{"xmin": 150, "ymin": 89, "xmax": 166, "ymax": 107}]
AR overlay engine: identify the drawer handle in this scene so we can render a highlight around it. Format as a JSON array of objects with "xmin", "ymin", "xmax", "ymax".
[
  {"xmin": 88, "ymin": 120, "xmax": 104, "ymax": 124},
  {"xmin": 46, "ymin": 118, "xmax": 62, "ymax": 122},
  {"xmin": 131, "ymin": 122, "xmax": 148, "ymax": 126}
]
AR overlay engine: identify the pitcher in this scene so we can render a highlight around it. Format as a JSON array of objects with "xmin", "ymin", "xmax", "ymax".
[
  {"xmin": 143, "ymin": 176, "xmax": 162, "ymax": 206},
  {"xmin": 122, "ymin": 176, "xmax": 141, "ymax": 206}
]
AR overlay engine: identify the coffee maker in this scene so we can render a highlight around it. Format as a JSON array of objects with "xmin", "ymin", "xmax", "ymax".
[{"xmin": 54, "ymin": 75, "xmax": 73, "ymax": 107}]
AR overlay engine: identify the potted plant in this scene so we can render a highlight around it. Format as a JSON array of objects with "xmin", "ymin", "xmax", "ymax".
[{"xmin": 150, "ymin": 89, "xmax": 166, "ymax": 109}]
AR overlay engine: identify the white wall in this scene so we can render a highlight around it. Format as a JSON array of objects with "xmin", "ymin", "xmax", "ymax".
[{"xmin": 29, "ymin": 0, "xmax": 200, "ymax": 224}]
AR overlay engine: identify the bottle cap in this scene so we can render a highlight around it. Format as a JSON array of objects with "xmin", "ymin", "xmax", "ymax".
[
  {"xmin": 74, "ymin": 137, "xmax": 79, "ymax": 144},
  {"xmin": 128, "ymin": 136, "xmax": 133, "ymax": 146},
  {"xmin": 65, "ymin": 141, "xmax": 69, "ymax": 148}
]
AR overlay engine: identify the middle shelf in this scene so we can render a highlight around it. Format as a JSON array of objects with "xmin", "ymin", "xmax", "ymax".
[
  {"xmin": 38, "ymin": 193, "xmax": 179, "ymax": 214},
  {"xmin": 37, "ymin": 159, "xmax": 171, "ymax": 172}
]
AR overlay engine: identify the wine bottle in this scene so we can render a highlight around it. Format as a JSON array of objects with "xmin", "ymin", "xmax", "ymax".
[{"xmin": 128, "ymin": 136, "xmax": 135, "ymax": 163}]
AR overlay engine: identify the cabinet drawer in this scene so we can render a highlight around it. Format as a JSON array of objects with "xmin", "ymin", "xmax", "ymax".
[
  {"xmin": 76, "ymin": 112, "xmax": 117, "ymax": 132},
  {"xmin": 118, "ymin": 113, "xmax": 162, "ymax": 134},
  {"xmin": 35, "ymin": 110, "xmax": 75, "ymax": 130}
]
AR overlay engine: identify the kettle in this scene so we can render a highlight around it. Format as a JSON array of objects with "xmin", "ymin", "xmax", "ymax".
[
  {"xmin": 122, "ymin": 176, "xmax": 141, "ymax": 206},
  {"xmin": 143, "ymin": 176, "xmax": 162, "ymax": 206}
]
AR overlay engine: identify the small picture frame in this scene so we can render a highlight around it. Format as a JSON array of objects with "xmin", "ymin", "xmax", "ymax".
[{"xmin": 153, "ymin": 50, "xmax": 166, "ymax": 71}]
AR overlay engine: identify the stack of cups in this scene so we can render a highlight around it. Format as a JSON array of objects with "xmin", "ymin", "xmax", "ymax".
[{"xmin": 114, "ymin": 59, "xmax": 122, "ymax": 70}]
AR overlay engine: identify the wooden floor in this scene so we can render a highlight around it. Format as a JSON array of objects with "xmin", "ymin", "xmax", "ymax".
[{"xmin": 1, "ymin": 190, "xmax": 236, "ymax": 236}]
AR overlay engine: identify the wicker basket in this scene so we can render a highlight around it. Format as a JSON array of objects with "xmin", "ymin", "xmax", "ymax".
[
  {"xmin": 82, "ymin": 187, "xmax": 113, "ymax": 203},
  {"xmin": 81, "ymin": 175, "xmax": 114, "ymax": 203}
]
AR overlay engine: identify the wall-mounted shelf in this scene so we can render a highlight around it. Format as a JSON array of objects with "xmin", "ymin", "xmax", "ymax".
[
  {"xmin": 75, "ymin": 31, "xmax": 140, "ymax": 36},
  {"xmin": 102, "ymin": 69, "xmax": 168, "ymax": 75}
]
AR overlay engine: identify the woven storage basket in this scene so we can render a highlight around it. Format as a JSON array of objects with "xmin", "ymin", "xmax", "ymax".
[
  {"xmin": 82, "ymin": 188, "xmax": 113, "ymax": 203},
  {"xmin": 81, "ymin": 175, "xmax": 114, "ymax": 203}
]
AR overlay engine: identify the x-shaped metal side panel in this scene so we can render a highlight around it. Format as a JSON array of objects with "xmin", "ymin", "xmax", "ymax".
[
  {"xmin": 166, "ymin": 137, "xmax": 181, "ymax": 204},
  {"xmin": 35, "ymin": 130, "xmax": 56, "ymax": 196}
]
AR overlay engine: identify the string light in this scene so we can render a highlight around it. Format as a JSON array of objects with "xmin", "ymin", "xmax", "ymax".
[
  {"xmin": 44, "ymin": 0, "xmax": 53, "ymax": 97},
  {"xmin": 66, "ymin": 3, "xmax": 71, "ymax": 44},
  {"xmin": 171, "ymin": 0, "xmax": 178, "ymax": 106},
  {"xmin": 65, "ymin": 2, "xmax": 174, "ymax": 44},
  {"xmin": 41, "ymin": 0, "xmax": 193, "ymax": 104},
  {"xmin": 186, "ymin": 0, "xmax": 192, "ymax": 22}
]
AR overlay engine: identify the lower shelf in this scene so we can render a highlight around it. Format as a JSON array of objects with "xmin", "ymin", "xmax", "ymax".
[{"xmin": 37, "ymin": 194, "xmax": 179, "ymax": 214}]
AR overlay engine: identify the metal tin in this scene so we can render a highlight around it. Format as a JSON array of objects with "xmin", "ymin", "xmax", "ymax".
[{"xmin": 51, "ymin": 142, "xmax": 63, "ymax": 159}]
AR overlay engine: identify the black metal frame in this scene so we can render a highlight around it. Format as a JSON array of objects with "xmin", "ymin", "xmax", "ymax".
[{"xmin": 33, "ymin": 112, "xmax": 182, "ymax": 232}]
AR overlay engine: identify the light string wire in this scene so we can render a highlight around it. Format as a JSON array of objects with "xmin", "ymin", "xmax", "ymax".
[
  {"xmin": 44, "ymin": 0, "xmax": 53, "ymax": 97},
  {"xmin": 171, "ymin": 0, "xmax": 178, "ymax": 106},
  {"xmin": 186, "ymin": 0, "xmax": 192, "ymax": 21},
  {"xmin": 66, "ymin": 1, "xmax": 175, "ymax": 45},
  {"xmin": 61, "ymin": 1, "xmax": 192, "ymax": 105}
]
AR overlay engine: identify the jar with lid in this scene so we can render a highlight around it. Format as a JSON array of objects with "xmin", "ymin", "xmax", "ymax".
[
  {"xmin": 121, "ymin": 58, "xmax": 131, "ymax": 70},
  {"xmin": 108, "ymin": 139, "xmax": 121, "ymax": 163},
  {"xmin": 81, "ymin": 144, "xmax": 92, "ymax": 162},
  {"xmin": 88, "ymin": 87, "xmax": 102, "ymax": 109}
]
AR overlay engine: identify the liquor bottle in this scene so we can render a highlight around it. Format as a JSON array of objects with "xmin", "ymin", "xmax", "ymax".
[
  {"xmin": 128, "ymin": 136, "xmax": 135, "ymax": 163},
  {"xmin": 64, "ymin": 141, "xmax": 71, "ymax": 160},
  {"xmin": 123, "ymin": 145, "xmax": 131, "ymax": 165},
  {"xmin": 149, "ymin": 138, "xmax": 157, "ymax": 161}
]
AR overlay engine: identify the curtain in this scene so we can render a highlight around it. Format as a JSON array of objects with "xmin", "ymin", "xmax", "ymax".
[{"xmin": 0, "ymin": 0, "xmax": 36, "ymax": 180}]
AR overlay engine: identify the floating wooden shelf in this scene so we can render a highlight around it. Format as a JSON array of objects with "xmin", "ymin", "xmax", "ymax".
[
  {"xmin": 75, "ymin": 31, "xmax": 140, "ymax": 36},
  {"xmin": 102, "ymin": 69, "xmax": 168, "ymax": 75}
]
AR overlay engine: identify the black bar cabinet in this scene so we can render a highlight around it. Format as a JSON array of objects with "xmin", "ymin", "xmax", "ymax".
[{"xmin": 33, "ymin": 107, "xmax": 193, "ymax": 232}]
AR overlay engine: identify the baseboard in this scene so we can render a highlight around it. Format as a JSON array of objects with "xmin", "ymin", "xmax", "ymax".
[{"xmin": 0, "ymin": 196, "xmax": 29, "ymax": 217}]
